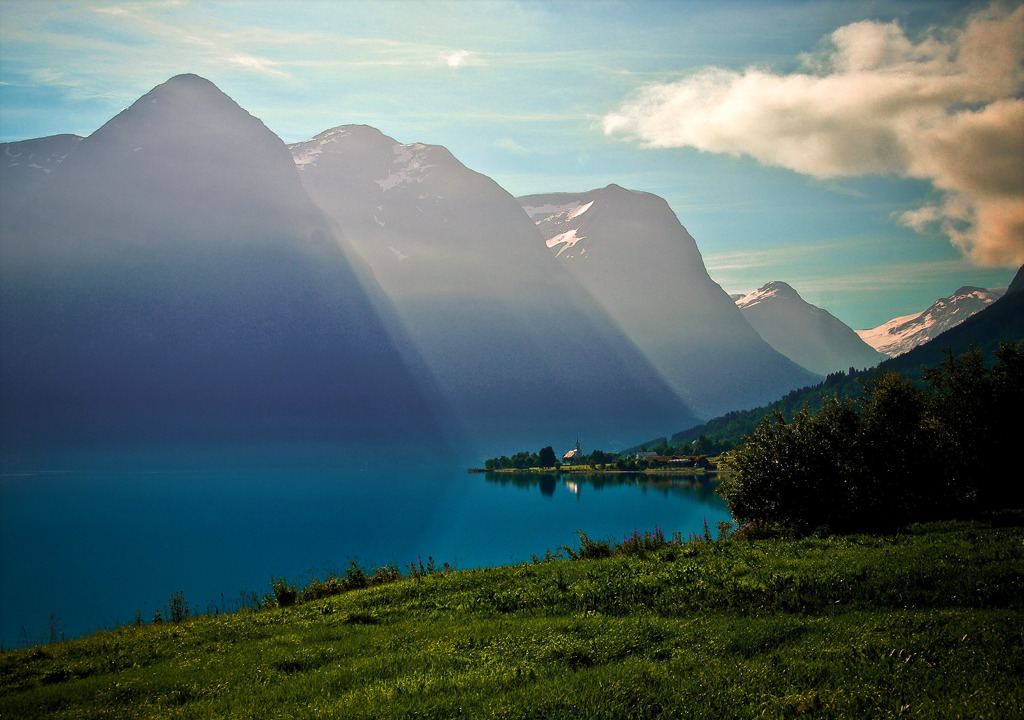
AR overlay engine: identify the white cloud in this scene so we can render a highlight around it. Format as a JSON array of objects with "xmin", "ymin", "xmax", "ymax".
[
  {"xmin": 603, "ymin": 3, "xmax": 1024, "ymax": 268},
  {"xmin": 226, "ymin": 53, "xmax": 289, "ymax": 78},
  {"xmin": 444, "ymin": 49, "xmax": 472, "ymax": 68},
  {"xmin": 495, "ymin": 137, "xmax": 533, "ymax": 154}
]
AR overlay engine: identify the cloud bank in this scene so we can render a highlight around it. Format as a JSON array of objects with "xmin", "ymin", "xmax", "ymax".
[{"xmin": 603, "ymin": 3, "xmax": 1024, "ymax": 267}]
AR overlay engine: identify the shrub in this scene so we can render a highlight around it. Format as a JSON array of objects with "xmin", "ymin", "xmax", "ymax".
[
  {"xmin": 345, "ymin": 560, "xmax": 368, "ymax": 590},
  {"xmin": 568, "ymin": 531, "xmax": 613, "ymax": 560},
  {"xmin": 269, "ymin": 577, "xmax": 299, "ymax": 608},
  {"xmin": 620, "ymin": 527, "xmax": 668, "ymax": 556},
  {"xmin": 167, "ymin": 591, "xmax": 190, "ymax": 624}
]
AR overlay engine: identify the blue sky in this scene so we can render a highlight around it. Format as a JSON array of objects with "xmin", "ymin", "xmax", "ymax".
[{"xmin": 2, "ymin": 0, "xmax": 1021, "ymax": 329}]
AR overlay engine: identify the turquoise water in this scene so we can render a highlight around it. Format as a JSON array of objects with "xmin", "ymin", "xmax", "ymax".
[{"xmin": 0, "ymin": 445, "xmax": 729, "ymax": 647}]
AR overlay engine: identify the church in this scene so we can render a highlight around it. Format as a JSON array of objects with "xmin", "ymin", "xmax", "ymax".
[{"xmin": 562, "ymin": 438, "xmax": 585, "ymax": 465}]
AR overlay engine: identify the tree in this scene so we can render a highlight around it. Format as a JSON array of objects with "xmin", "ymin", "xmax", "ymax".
[
  {"xmin": 538, "ymin": 445, "xmax": 557, "ymax": 468},
  {"xmin": 857, "ymin": 370, "xmax": 943, "ymax": 524},
  {"xmin": 924, "ymin": 342, "xmax": 1023, "ymax": 509},
  {"xmin": 721, "ymin": 396, "xmax": 866, "ymax": 532}
]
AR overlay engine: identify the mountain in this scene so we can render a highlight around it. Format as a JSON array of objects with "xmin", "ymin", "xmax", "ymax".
[
  {"xmin": 519, "ymin": 186, "xmax": 819, "ymax": 419},
  {"xmin": 883, "ymin": 265, "xmax": 1024, "ymax": 374},
  {"xmin": 291, "ymin": 128, "xmax": 698, "ymax": 455},
  {"xmin": 0, "ymin": 75, "xmax": 447, "ymax": 459},
  {"xmin": 735, "ymin": 281, "xmax": 886, "ymax": 375},
  {"xmin": 663, "ymin": 264, "xmax": 1024, "ymax": 450},
  {"xmin": 857, "ymin": 286, "xmax": 1007, "ymax": 357},
  {"xmin": 1, "ymin": 134, "xmax": 82, "ymax": 215}
]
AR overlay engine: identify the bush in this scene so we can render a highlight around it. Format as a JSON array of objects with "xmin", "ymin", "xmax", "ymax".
[
  {"xmin": 564, "ymin": 531, "xmax": 613, "ymax": 560},
  {"xmin": 167, "ymin": 591, "xmax": 190, "ymax": 624},
  {"xmin": 269, "ymin": 577, "xmax": 299, "ymax": 608}
]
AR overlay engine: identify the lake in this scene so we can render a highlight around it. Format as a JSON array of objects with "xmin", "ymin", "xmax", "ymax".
[{"xmin": 0, "ymin": 443, "xmax": 730, "ymax": 647}]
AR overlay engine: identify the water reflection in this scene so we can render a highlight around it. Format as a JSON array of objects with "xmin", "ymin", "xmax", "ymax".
[{"xmin": 483, "ymin": 471, "xmax": 725, "ymax": 506}]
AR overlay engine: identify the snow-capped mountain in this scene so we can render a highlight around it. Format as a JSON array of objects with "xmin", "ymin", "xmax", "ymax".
[
  {"xmin": 1, "ymin": 75, "xmax": 446, "ymax": 454},
  {"xmin": 291, "ymin": 128, "xmax": 698, "ymax": 454},
  {"xmin": 857, "ymin": 286, "xmax": 1007, "ymax": 357},
  {"xmin": 520, "ymin": 186, "xmax": 819, "ymax": 418},
  {"xmin": 735, "ymin": 282, "xmax": 887, "ymax": 375},
  {"xmin": 882, "ymin": 267, "xmax": 1023, "ymax": 374}
]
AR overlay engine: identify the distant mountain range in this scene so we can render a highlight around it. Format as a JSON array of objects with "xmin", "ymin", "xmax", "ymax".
[
  {"xmin": 663, "ymin": 264, "xmax": 1024, "ymax": 449},
  {"xmin": 289, "ymin": 126, "xmax": 696, "ymax": 453},
  {"xmin": 2, "ymin": 74, "xmax": 1018, "ymax": 461},
  {"xmin": 734, "ymin": 281, "xmax": 887, "ymax": 376},
  {"xmin": 857, "ymin": 286, "xmax": 1007, "ymax": 357}
]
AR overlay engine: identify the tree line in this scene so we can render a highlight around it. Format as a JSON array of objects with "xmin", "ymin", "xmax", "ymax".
[
  {"xmin": 484, "ymin": 447, "xmax": 618, "ymax": 470},
  {"xmin": 718, "ymin": 343, "xmax": 1023, "ymax": 533}
]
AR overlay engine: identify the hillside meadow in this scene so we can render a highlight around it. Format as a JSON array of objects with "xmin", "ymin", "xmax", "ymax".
[{"xmin": 2, "ymin": 517, "xmax": 1023, "ymax": 719}]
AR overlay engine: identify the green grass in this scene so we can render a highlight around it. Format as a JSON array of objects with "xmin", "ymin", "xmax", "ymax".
[{"xmin": 3, "ymin": 519, "xmax": 1023, "ymax": 719}]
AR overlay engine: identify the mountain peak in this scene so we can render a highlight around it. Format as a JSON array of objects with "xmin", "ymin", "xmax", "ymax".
[
  {"xmin": 25, "ymin": 74, "xmax": 311, "ymax": 242},
  {"xmin": 130, "ymin": 74, "xmax": 245, "ymax": 118},
  {"xmin": 159, "ymin": 72, "xmax": 218, "ymax": 89},
  {"xmin": 736, "ymin": 281, "xmax": 801, "ymax": 310}
]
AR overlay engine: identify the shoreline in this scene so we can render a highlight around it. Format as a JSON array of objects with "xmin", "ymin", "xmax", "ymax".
[{"xmin": 467, "ymin": 466, "xmax": 727, "ymax": 476}]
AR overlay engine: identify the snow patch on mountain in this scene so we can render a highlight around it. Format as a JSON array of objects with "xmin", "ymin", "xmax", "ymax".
[
  {"xmin": 546, "ymin": 228, "xmax": 585, "ymax": 256},
  {"xmin": 292, "ymin": 127, "xmax": 351, "ymax": 166},
  {"xmin": 568, "ymin": 200, "xmax": 594, "ymax": 220},
  {"xmin": 521, "ymin": 202, "xmax": 577, "ymax": 219},
  {"xmin": 523, "ymin": 199, "xmax": 595, "ymax": 225},
  {"xmin": 376, "ymin": 143, "xmax": 434, "ymax": 191}
]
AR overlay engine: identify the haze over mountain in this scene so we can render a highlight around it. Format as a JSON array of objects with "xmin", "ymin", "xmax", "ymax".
[
  {"xmin": 857, "ymin": 285, "xmax": 1007, "ymax": 358},
  {"xmin": 10, "ymin": 72, "xmax": 985, "ymax": 465},
  {"xmin": 0, "ymin": 75, "xmax": 448, "ymax": 459},
  {"xmin": 735, "ymin": 281, "xmax": 886, "ymax": 376},
  {"xmin": 520, "ymin": 186, "xmax": 819, "ymax": 418},
  {"xmin": 290, "ymin": 126, "xmax": 697, "ymax": 455}
]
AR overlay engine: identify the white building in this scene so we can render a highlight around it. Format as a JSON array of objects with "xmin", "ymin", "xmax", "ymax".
[{"xmin": 562, "ymin": 438, "xmax": 584, "ymax": 465}]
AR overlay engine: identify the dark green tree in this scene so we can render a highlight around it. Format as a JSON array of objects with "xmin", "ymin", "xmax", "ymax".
[
  {"xmin": 924, "ymin": 342, "xmax": 1023, "ymax": 509},
  {"xmin": 857, "ymin": 370, "xmax": 944, "ymax": 525},
  {"xmin": 538, "ymin": 445, "xmax": 557, "ymax": 468}
]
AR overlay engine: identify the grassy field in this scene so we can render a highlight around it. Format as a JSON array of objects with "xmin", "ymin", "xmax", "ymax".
[{"xmin": 2, "ymin": 519, "xmax": 1023, "ymax": 719}]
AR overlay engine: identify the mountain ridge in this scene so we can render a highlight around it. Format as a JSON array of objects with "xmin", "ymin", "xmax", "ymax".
[{"xmin": 857, "ymin": 285, "xmax": 1007, "ymax": 357}]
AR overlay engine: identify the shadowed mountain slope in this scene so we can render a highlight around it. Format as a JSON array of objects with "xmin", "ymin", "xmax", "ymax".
[
  {"xmin": 0, "ymin": 75, "xmax": 447, "ymax": 459},
  {"xmin": 520, "ymin": 186, "xmax": 819, "ymax": 418},
  {"xmin": 1, "ymin": 134, "xmax": 82, "ymax": 216},
  {"xmin": 736, "ymin": 281, "xmax": 886, "ymax": 375},
  {"xmin": 292, "ymin": 127, "xmax": 698, "ymax": 455}
]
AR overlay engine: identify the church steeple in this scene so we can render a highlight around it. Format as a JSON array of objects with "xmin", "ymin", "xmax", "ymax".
[{"xmin": 562, "ymin": 437, "xmax": 584, "ymax": 465}]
